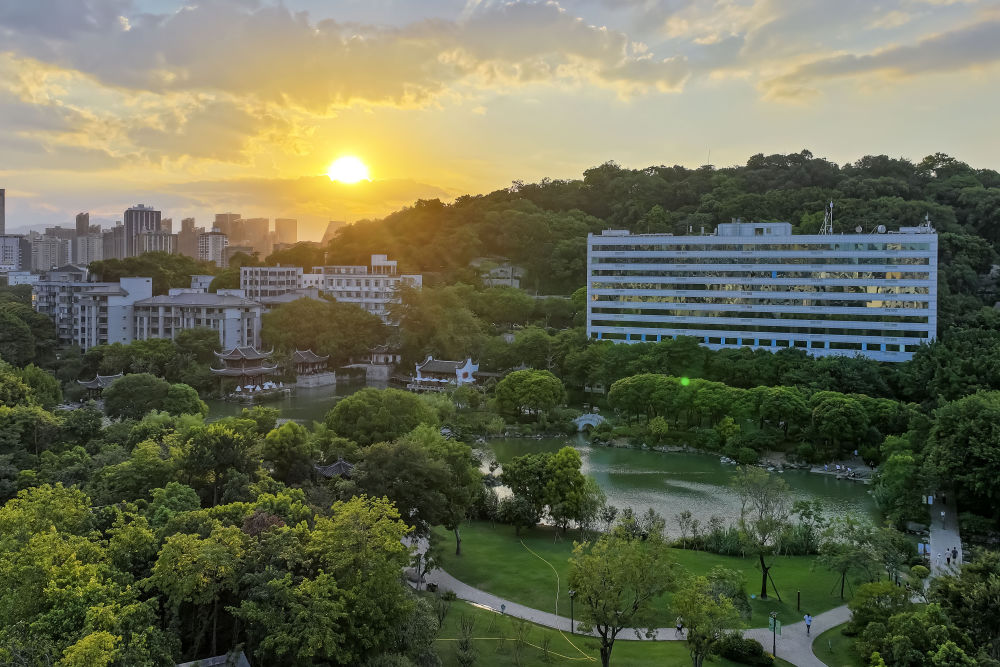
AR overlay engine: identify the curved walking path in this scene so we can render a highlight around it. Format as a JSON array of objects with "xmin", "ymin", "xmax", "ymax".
[{"xmin": 412, "ymin": 544, "xmax": 847, "ymax": 666}]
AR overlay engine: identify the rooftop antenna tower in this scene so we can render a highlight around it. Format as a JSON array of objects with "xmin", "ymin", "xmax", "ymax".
[{"xmin": 820, "ymin": 201, "xmax": 834, "ymax": 234}]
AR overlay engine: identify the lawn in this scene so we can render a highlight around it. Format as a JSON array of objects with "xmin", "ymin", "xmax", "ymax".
[
  {"xmin": 812, "ymin": 623, "xmax": 864, "ymax": 667},
  {"xmin": 432, "ymin": 521, "xmax": 853, "ymax": 630},
  {"xmin": 435, "ymin": 597, "xmax": 795, "ymax": 667}
]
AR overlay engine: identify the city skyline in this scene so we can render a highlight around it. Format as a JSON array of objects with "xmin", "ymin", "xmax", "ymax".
[{"xmin": 1, "ymin": 1, "xmax": 999, "ymax": 239}]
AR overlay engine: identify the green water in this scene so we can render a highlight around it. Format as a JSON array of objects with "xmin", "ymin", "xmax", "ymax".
[
  {"xmin": 488, "ymin": 436, "xmax": 877, "ymax": 532},
  {"xmin": 207, "ymin": 393, "xmax": 876, "ymax": 530},
  {"xmin": 204, "ymin": 382, "xmax": 367, "ymax": 424}
]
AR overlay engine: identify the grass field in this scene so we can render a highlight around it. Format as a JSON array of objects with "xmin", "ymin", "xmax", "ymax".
[
  {"xmin": 812, "ymin": 623, "xmax": 864, "ymax": 667},
  {"xmin": 435, "ymin": 597, "xmax": 795, "ymax": 667},
  {"xmin": 433, "ymin": 521, "xmax": 853, "ymax": 630}
]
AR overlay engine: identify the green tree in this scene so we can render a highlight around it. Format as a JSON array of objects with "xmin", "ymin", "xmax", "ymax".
[
  {"xmin": 930, "ymin": 551, "xmax": 1000, "ymax": 660},
  {"xmin": 494, "ymin": 369, "xmax": 565, "ymax": 420},
  {"xmin": 674, "ymin": 575, "xmax": 740, "ymax": 667},
  {"xmin": 261, "ymin": 297, "xmax": 387, "ymax": 366},
  {"xmin": 500, "ymin": 452, "xmax": 551, "ymax": 525},
  {"xmin": 818, "ymin": 517, "xmax": 878, "ymax": 600},
  {"xmin": 0, "ymin": 309, "xmax": 34, "ymax": 367},
  {"xmin": 730, "ymin": 466, "xmax": 790, "ymax": 600},
  {"xmin": 174, "ymin": 327, "xmax": 221, "ymax": 364},
  {"xmin": 102, "ymin": 374, "xmax": 171, "ymax": 421},
  {"xmin": 569, "ymin": 515, "xmax": 678, "ymax": 667},
  {"xmin": 162, "ymin": 383, "xmax": 208, "ymax": 417},
  {"xmin": 17, "ymin": 365, "xmax": 62, "ymax": 409},
  {"xmin": 924, "ymin": 391, "xmax": 1000, "ymax": 509},
  {"xmin": 325, "ymin": 387, "xmax": 437, "ymax": 446},
  {"xmin": 260, "ymin": 421, "xmax": 316, "ymax": 484},
  {"xmin": 179, "ymin": 423, "xmax": 259, "ymax": 506}
]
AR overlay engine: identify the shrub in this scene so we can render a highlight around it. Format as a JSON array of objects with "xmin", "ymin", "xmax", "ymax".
[{"xmin": 714, "ymin": 633, "xmax": 774, "ymax": 666}]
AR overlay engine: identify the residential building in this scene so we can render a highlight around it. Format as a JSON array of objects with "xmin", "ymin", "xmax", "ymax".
[
  {"xmin": 178, "ymin": 218, "xmax": 203, "ymax": 258},
  {"xmin": 123, "ymin": 204, "xmax": 161, "ymax": 257},
  {"xmin": 102, "ymin": 224, "xmax": 126, "ymax": 260},
  {"xmin": 160, "ymin": 217, "xmax": 172, "ymax": 234},
  {"xmin": 214, "ymin": 213, "xmax": 240, "ymax": 237},
  {"xmin": 0, "ymin": 188, "xmax": 5, "ymax": 234},
  {"xmin": 75, "ymin": 212, "xmax": 89, "ymax": 238},
  {"xmin": 242, "ymin": 217, "xmax": 270, "ymax": 254},
  {"xmin": 7, "ymin": 271, "xmax": 39, "ymax": 286},
  {"xmin": 43, "ymin": 226, "xmax": 77, "ymax": 242},
  {"xmin": 136, "ymin": 231, "xmax": 177, "ymax": 254},
  {"xmin": 133, "ymin": 289, "xmax": 262, "ymax": 349},
  {"xmin": 275, "ymin": 218, "xmax": 297, "ymax": 245},
  {"xmin": 585, "ymin": 220, "xmax": 938, "ymax": 362},
  {"xmin": 75, "ymin": 234, "xmax": 104, "ymax": 265},
  {"xmin": 311, "ymin": 254, "xmax": 422, "ymax": 321},
  {"xmin": 241, "ymin": 265, "xmax": 303, "ymax": 300},
  {"xmin": 199, "ymin": 229, "xmax": 228, "ymax": 267},
  {"xmin": 73, "ymin": 277, "xmax": 153, "ymax": 350},
  {"xmin": 0, "ymin": 235, "xmax": 31, "ymax": 271},
  {"xmin": 31, "ymin": 235, "xmax": 72, "ymax": 271}
]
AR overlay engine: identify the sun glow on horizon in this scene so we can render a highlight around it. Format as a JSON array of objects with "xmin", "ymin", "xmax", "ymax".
[{"xmin": 327, "ymin": 156, "xmax": 370, "ymax": 183}]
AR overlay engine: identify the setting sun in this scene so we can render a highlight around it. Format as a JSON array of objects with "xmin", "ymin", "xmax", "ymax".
[{"xmin": 327, "ymin": 156, "xmax": 370, "ymax": 183}]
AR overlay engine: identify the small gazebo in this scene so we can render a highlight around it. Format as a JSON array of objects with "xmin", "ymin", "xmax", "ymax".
[
  {"xmin": 291, "ymin": 349, "xmax": 329, "ymax": 376},
  {"xmin": 211, "ymin": 346, "xmax": 278, "ymax": 391},
  {"xmin": 77, "ymin": 373, "xmax": 123, "ymax": 398},
  {"xmin": 315, "ymin": 458, "xmax": 354, "ymax": 479}
]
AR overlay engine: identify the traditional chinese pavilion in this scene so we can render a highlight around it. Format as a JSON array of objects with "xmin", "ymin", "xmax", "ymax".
[
  {"xmin": 210, "ymin": 346, "xmax": 278, "ymax": 388},
  {"xmin": 315, "ymin": 458, "xmax": 354, "ymax": 479},
  {"xmin": 291, "ymin": 349, "xmax": 329, "ymax": 376},
  {"xmin": 77, "ymin": 372, "xmax": 123, "ymax": 398}
]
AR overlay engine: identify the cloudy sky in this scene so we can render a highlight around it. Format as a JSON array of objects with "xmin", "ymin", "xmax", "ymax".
[{"xmin": 1, "ymin": 0, "xmax": 999, "ymax": 239}]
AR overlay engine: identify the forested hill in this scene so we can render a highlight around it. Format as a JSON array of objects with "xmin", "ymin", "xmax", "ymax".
[{"xmin": 297, "ymin": 150, "xmax": 1000, "ymax": 328}]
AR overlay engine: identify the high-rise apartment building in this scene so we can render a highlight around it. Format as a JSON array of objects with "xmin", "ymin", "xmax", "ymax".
[
  {"xmin": 102, "ymin": 223, "xmax": 127, "ymax": 260},
  {"xmin": 75, "ymin": 234, "xmax": 103, "ymax": 265},
  {"xmin": 160, "ymin": 217, "xmax": 173, "ymax": 234},
  {"xmin": 73, "ymin": 277, "xmax": 154, "ymax": 350},
  {"xmin": 214, "ymin": 213, "xmax": 241, "ymax": 237},
  {"xmin": 44, "ymin": 226, "xmax": 77, "ymax": 242},
  {"xmin": 75, "ymin": 212, "xmax": 89, "ymax": 238},
  {"xmin": 199, "ymin": 229, "xmax": 228, "ymax": 267},
  {"xmin": 275, "ymin": 218, "xmax": 297, "ymax": 245},
  {"xmin": 136, "ymin": 231, "xmax": 177, "ymax": 254},
  {"xmin": 242, "ymin": 217, "xmax": 270, "ymax": 254},
  {"xmin": 178, "ymin": 218, "xmax": 202, "ymax": 258},
  {"xmin": 124, "ymin": 204, "xmax": 162, "ymax": 257},
  {"xmin": 0, "ymin": 188, "xmax": 5, "ymax": 235},
  {"xmin": 31, "ymin": 235, "xmax": 73, "ymax": 271},
  {"xmin": 0, "ymin": 235, "xmax": 30, "ymax": 271},
  {"xmin": 585, "ymin": 221, "xmax": 938, "ymax": 363}
]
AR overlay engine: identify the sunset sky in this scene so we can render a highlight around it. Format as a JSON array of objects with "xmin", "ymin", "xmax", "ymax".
[{"xmin": 2, "ymin": 0, "xmax": 999, "ymax": 240}]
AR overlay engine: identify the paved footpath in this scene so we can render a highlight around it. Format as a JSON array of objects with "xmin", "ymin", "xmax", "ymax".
[
  {"xmin": 411, "ymin": 541, "xmax": 848, "ymax": 667},
  {"xmin": 928, "ymin": 495, "xmax": 964, "ymax": 576}
]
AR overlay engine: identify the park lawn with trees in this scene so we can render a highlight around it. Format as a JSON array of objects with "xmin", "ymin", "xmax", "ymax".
[
  {"xmin": 431, "ymin": 520, "xmax": 850, "ymax": 629},
  {"xmin": 433, "ymin": 596, "xmax": 794, "ymax": 667},
  {"xmin": 813, "ymin": 623, "xmax": 864, "ymax": 667}
]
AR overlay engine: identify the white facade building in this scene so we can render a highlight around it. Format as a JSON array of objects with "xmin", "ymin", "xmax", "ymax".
[
  {"xmin": 586, "ymin": 221, "xmax": 938, "ymax": 363},
  {"xmin": 75, "ymin": 234, "xmax": 104, "ymax": 265},
  {"xmin": 7, "ymin": 271, "xmax": 39, "ymax": 286},
  {"xmin": 241, "ymin": 265, "xmax": 303, "ymax": 300},
  {"xmin": 0, "ymin": 235, "xmax": 31, "ymax": 272},
  {"xmin": 198, "ymin": 230, "xmax": 228, "ymax": 267},
  {"xmin": 71, "ymin": 277, "xmax": 153, "ymax": 350},
  {"xmin": 31, "ymin": 235, "xmax": 73, "ymax": 271},
  {"xmin": 133, "ymin": 290, "xmax": 262, "ymax": 349},
  {"xmin": 311, "ymin": 254, "xmax": 422, "ymax": 321}
]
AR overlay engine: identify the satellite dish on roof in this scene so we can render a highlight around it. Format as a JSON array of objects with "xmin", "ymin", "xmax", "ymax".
[
  {"xmin": 855, "ymin": 226, "xmax": 863, "ymax": 233},
  {"xmin": 876, "ymin": 225, "xmax": 886, "ymax": 233}
]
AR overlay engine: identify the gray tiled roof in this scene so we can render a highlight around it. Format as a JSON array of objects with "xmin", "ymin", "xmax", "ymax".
[{"xmin": 135, "ymin": 293, "xmax": 260, "ymax": 307}]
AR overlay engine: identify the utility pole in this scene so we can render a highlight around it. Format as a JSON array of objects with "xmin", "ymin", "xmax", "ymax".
[{"xmin": 569, "ymin": 589, "xmax": 576, "ymax": 634}]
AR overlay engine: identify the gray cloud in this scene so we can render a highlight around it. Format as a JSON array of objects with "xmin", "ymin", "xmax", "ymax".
[
  {"xmin": 0, "ymin": 0, "xmax": 692, "ymax": 109},
  {"xmin": 764, "ymin": 17, "xmax": 1000, "ymax": 98}
]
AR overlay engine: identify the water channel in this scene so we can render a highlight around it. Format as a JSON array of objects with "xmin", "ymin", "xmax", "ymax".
[{"xmin": 206, "ymin": 384, "xmax": 877, "ymax": 532}]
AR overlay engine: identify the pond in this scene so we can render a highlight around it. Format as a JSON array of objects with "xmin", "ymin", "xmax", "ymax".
[
  {"xmin": 487, "ymin": 436, "xmax": 877, "ymax": 534},
  {"xmin": 207, "ymin": 392, "xmax": 877, "ymax": 532},
  {"xmin": 204, "ymin": 381, "xmax": 368, "ymax": 424}
]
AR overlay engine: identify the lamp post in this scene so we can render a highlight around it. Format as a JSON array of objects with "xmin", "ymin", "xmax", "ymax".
[
  {"xmin": 769, "ymin": 611, "xmax": 778, "ymax": 657},
  {"xmin": 568, "ymin": 589, "xmax": 576, "ymax": 634}
]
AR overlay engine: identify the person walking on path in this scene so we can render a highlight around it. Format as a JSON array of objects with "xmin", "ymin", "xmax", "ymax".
[
  {"xmin": 804, "ymin": 614, "xmax": 813, "ymax": 636},
  {"xmin": 941, "ymin": 510, "xmax": 946, "ymax": 526},
  {"xmin": 952, "ymin": 547, "xmax": 959, "ymax": 564},
  {"xmin": 675, "ymin": 616, "xmax": 684, "ymax": 638},
  {"xmin": 946, "ymin": 553, "xmax": 951, "ymax": 566}
]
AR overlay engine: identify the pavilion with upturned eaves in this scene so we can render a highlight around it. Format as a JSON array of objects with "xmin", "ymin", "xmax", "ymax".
[
  {"xmin": 77, "ymin": 373, "xmax": 123, "ymax": 398},
  {"xmin": 210, "ymin": 346, "xmax": 278, "ymax": 389},
  {"xmin": 291, "ymin": 349, "xmax": 329, "ymax": 376}
]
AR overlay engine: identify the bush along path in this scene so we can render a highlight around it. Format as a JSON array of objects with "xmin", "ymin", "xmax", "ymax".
[{"xmin": 411, "ymin": 537, "xmax": 848, "ymax": 667}]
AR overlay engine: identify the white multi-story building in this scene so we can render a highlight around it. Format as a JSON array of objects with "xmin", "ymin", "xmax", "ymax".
[
  {"xmin": 31, "ymin": 235, "xmax": 72, "ymax": 271},
  {"xmin": 133, "ymin": 289, "xmax": 262, "ymax": 349},
  {"xmin": 73, "ymin": 277, "xmax": 154, "ymax": 350},
  {"xmin": 240, "ymin": 265, "xmax": 303, "ymax": 300},
  {"xmin": 34, "ymin": 271, "xmax": 142, "ymax": 348},
  {"xmin": 311, "ymin": 254, "xmax": 422, "ymax": 320},
  {"xmin": 0, "ymin": 235, "xmax": 31, "ymax": 271},
  {"xmin": 586, "ymin": 221, "xmax": 938, "ymax": 362},
  {"xmin": 75, "ymin": 234, "xmax": 104, "ymax": 265},
  {"xmin": 198, "ymin": 229, "xmax": 228, "ymax": 267},
  {"xmin": 137, "ymin": 231, "xmax": 177, "ymax": 254}
]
